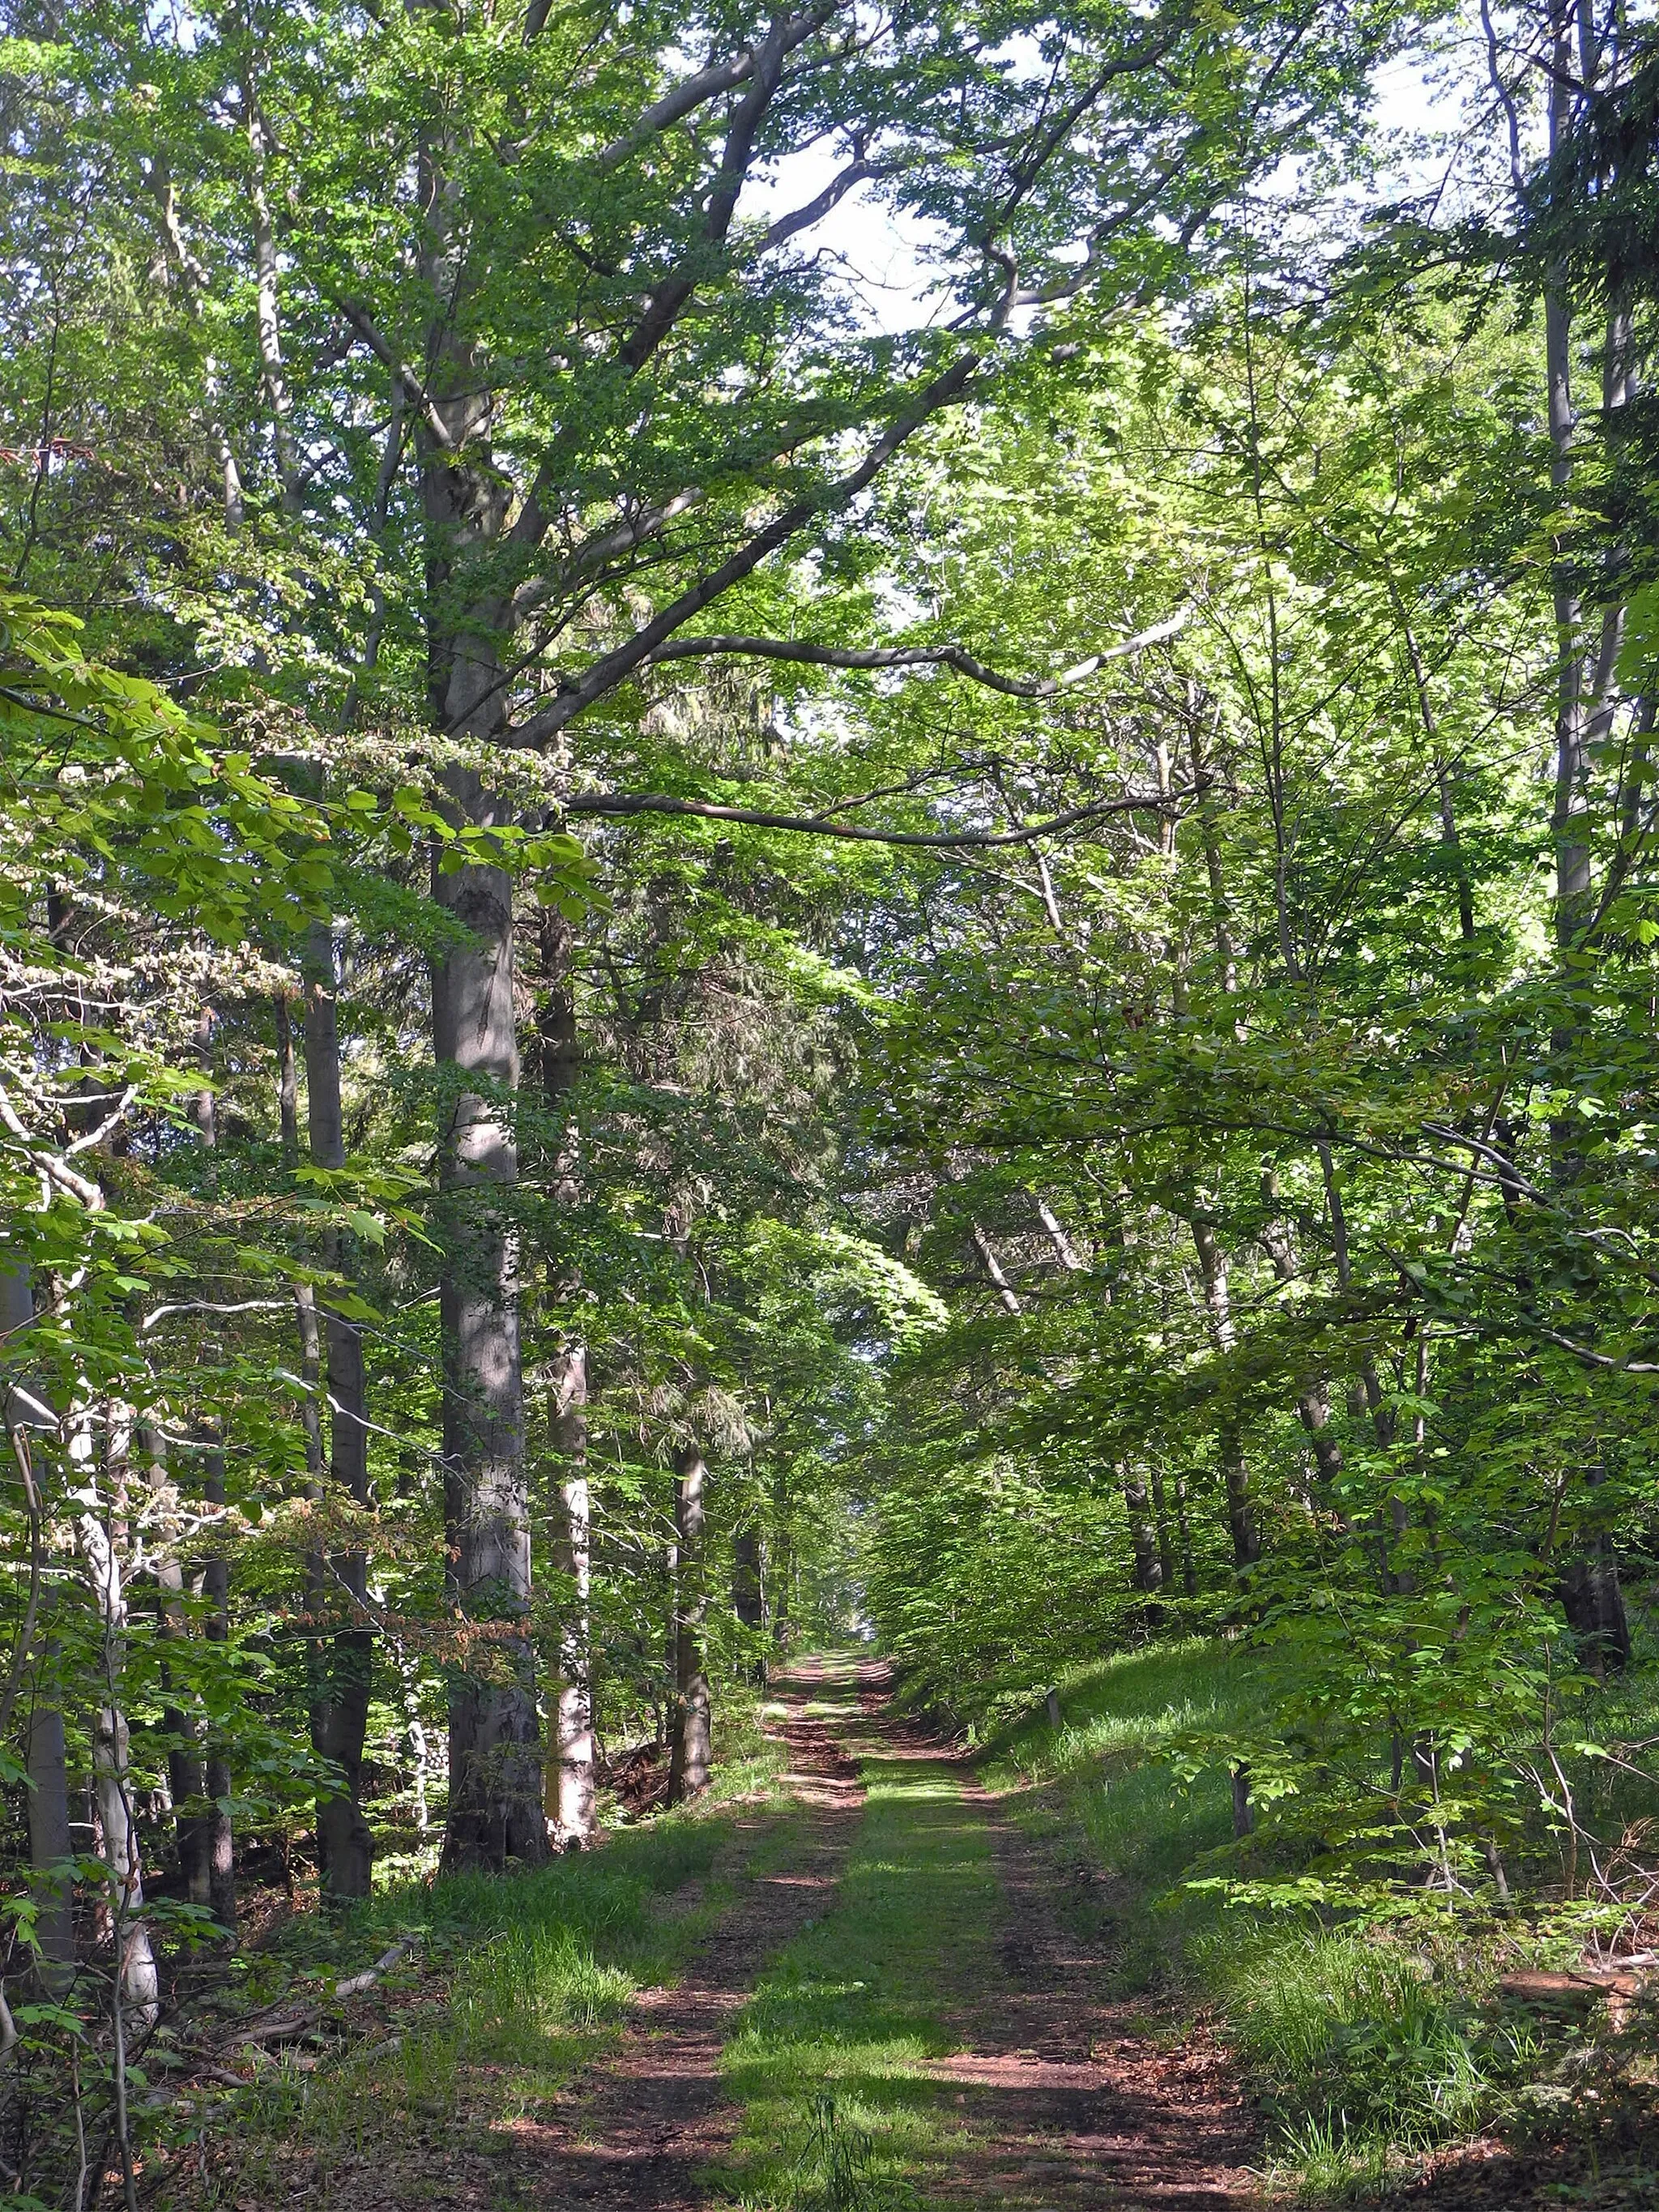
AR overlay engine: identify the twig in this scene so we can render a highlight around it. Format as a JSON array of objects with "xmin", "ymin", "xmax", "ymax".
[{"xmin": 335, "ymin": 1937, "xmax": 417, "ymax": 1999}]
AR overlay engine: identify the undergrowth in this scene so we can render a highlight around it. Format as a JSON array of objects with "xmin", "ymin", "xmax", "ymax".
[
  {"xmin": 147, "ymin": 1698, "xmax": 791, "ymax": 2209},
  {"xmin": 975, "ymin": 1637, "xmax": 1659, "ymax": 2201}
]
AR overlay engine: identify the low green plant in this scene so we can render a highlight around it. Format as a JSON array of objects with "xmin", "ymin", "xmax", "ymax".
[{"xmin": 789, "ymin": 2094, "xmax": 887, "ymax": 2212}]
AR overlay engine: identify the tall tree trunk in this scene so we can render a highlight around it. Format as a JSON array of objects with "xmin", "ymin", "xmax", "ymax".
[
  {"xmin": 79, "ymin": 1402, "xmax": 160, "ymax": 2026},
  {"xmin": 147, "ymin": 1423, "xmax": 211, "ymax": 1908},
  {"xmin": 666, "ymin": 1445, "xmax": 710, "ymax": 1804},
  {"xmin": 538, "ymin": 912, "xmax": 594, "ymax": 1845},
  {"xmin": 417, "ymin": 41, "xmax": 549, "ymax": 1856},
  {"xmin": 1542, "ymin": 9, "xmax": 1632, "ymax": 1672},
  {"xmin": 201, "ymin": 1442, "xmax": 237, "ymax": 1936},
  {"xmin": 194, "ymin": 1010, "xmax": 238, "ymax": 1933},
  {"xmin": 3, "ymin": 1262, "xmax": 73, "ymax": 1987},
  {"xmin": 303, "ymin": 923, "xmax": 375, "ymax": 1897},
  {"xmin": 548, "ymin": 1346, "xmax": 595, "ymax": 1846},
  {"xmin": 434, "ymin": 807, "xmax": 547, "ymax": 1870}
]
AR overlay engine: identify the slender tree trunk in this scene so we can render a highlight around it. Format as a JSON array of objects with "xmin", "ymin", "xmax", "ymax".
[
  {"xmin": 79, "ymin": 1403, "xmax": 160, "ymax": 2025},
  {"xmin": 549, "ymin": 1346, "xmax": 595, "ymax": 1846},
  {"xmin": 1149, "ymin": 1463, "xmax": 1177, "ymax": 1591},
  {"xmin": 733, "ymin": 1522, "xmax": 765, "ymax": 1680},
  {"xmin": 194, "ymin": 1012, "xmax": 238, "ymax": 1932},
  {"xmin": 201, "ymin": 1443, "xmax": 237, "ymax": 1936},
  {"xmin": 1121, "ymin": 1467, "xmax": 1162, "ymax": 1598},
  {"xmin": 2, "ymin": 1263, "xmax": 73, "ymax": 1987},
  {"xmin": 772, "ymin": 1471, "xmax": 793, "ymax": 1659},
  {"xmin": 147, "ymin": 1423, "xmax": 210, "ymax": 1907},
  {"xmin": 303, "ymin": 923, "xmax": 375, "ymax": 1897},
  {"xmin": 1188, "ymin": 1215, "xmax": 1259, "ymax": 1568},
  {"xmin": 667, "ymin": 1445, "xmax": 710, "ymax": 1804},
  {"xmin": 1542, "ymin": 15, "xmax": 1632, "ymax": 1672},
  {"xmin": 92, "ymin": 1705, "xmax": 160, "ymax": 2031}
]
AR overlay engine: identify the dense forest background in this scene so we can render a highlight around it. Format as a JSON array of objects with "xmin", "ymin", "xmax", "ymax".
[{"xmin": 6, "ymin": 0, "xmax": 1659, "ymax": 2195}]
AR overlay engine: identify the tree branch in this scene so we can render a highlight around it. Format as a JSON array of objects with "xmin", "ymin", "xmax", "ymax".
[
  {"xmin": 561, "ymin": 786, "xmax": 1179, "ymax": 846},
  {"xmin": 645, "ymin": 611, "xmax": 1187, "ymax": 694},
  {"xmin": 509, "ymin": 347, "xmax": 990, "ymax": 745}
]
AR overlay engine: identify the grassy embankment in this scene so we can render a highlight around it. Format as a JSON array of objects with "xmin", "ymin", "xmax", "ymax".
[{"xmin": 974, "ymin": 1635, "xmax": 1659, "ymax": 2200}]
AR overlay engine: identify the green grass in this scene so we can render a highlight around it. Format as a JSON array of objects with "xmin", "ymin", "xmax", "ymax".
[
  {"xmin": 969, "ymin": 1638, "xmax": 1577, "ymax": 2198},
  {"xmin": 155, "ymin": 1700, "xmax": 797, "ymax": 2209},
  {"xmin": 976, "ymin": 1637, "xmax": 1250, "ymax": 1990},
  {"xmin": 717, "ymin": 1669, "xmax": 999, "ymax": 2210}
]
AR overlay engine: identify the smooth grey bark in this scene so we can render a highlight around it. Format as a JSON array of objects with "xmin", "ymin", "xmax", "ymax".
[
  {"xmin": 2, "ymin": 1264, "xmax": 72, "ymax": 1986},
  {"xmin": 24, "ymin": 1695, "xmax": 73, "ymax": 1992},
  {"xmin": 1541, "ymin": 7, "xmax": 1631, "ymax": 1672},
  {"xmin": 433, "ymin": 803, "xmax": 547, "ymax": 1870},
  {"xmin": 194, "ymin": 1012, "xmax": 238, "ymax": 1933},
  {"xmin": 275, "ymin": 990, "xmax": 300, "ymax": 1166},
  {"xmin": 78, "ymin": 1403, "xmax": 160, "ymax": 2026},
  {"xmin": 201, "ymin": 1443, "xmax": 237, "ymax": 1936},
  {"xmin": 303, "ymin": 924, "xmax": 375, "ymax": 1898},
  {"xmin": 667, "ymin": 1445, "xmax": 710, "ymax": 1804},
  {"xmin": 549, "ymin": 1345, "xmax": 595, "ymax": 1846},
  {"xmin": 538, "ymin": 913, "xmax": 594, "ymax": 1845},
  {"xmin": 147, "ymin": 1422, "xmax": 211, "ymax": 1908},
  {"xmin": 92, "ymin": 1704, "xmax": 160, "ymax": 2031}
]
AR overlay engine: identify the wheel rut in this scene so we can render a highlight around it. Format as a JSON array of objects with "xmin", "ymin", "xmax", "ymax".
[{"xmin": 510, "ymin": 1655, "xmax": 869, "ymax": 2211}]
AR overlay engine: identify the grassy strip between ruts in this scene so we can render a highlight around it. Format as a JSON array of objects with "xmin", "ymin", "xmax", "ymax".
[
  {"xmin": 145, "ymin": 1702, "xmax": 794, "ymax": 2210},
  {"xmin": 715, "ymin": 1671, "xmax": 997, "ymax": 2211}
]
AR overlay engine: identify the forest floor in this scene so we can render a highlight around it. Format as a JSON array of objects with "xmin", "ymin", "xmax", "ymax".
[
  {"xmin": 169, "ymin": 1654, "xmax": 1256, "ymax": 2211},
  {"xmin": 156, "ymin": 1655, "xmax": 1659, "ymax": 2211},
  {"xmin": 478, "ymin": 1652, "xmax": 1258, "ymax": 2211}
]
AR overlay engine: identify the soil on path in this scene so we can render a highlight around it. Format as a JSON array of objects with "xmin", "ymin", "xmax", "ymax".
[
  {"xmin": 509, "ymin": 1654, "xmax": 869, "ymax": 2210},
  {"xmin": 939, "ymin": 1773, "xmax": 1258, "ymax": 2210},
  {"xmin": 835, "ymin": 1689, "xmax": 1256, "ymax": 2212}
]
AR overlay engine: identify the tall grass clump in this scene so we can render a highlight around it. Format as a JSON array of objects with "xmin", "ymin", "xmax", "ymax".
[{"xmin": 1199, "ymin": 1925, "xmax": 1542, "ymax": 2167}]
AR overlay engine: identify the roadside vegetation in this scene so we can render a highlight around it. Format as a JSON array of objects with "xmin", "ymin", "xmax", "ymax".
[{"xmin": 978, "ymin": 1641, "xmax": 1659, "ymax": 2198}]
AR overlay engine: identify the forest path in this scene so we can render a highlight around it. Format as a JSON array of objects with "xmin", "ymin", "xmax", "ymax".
[
  {"xmin": 525, "ymin": 1656, "xmax": 1257, "ymax": 2211},
  {"xmin": 510, "ymin": 1653, "xmax": 870, "ymax": 2210}
]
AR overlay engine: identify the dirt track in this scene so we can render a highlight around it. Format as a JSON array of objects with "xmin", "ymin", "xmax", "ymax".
[
  {"xmin": 510, "ymin": 1655, "xmax": 872, "ymax": 2210},
  {"xmin": 510, "ymin": 1659, "xmax": 1259, "ymax": 2211}
]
